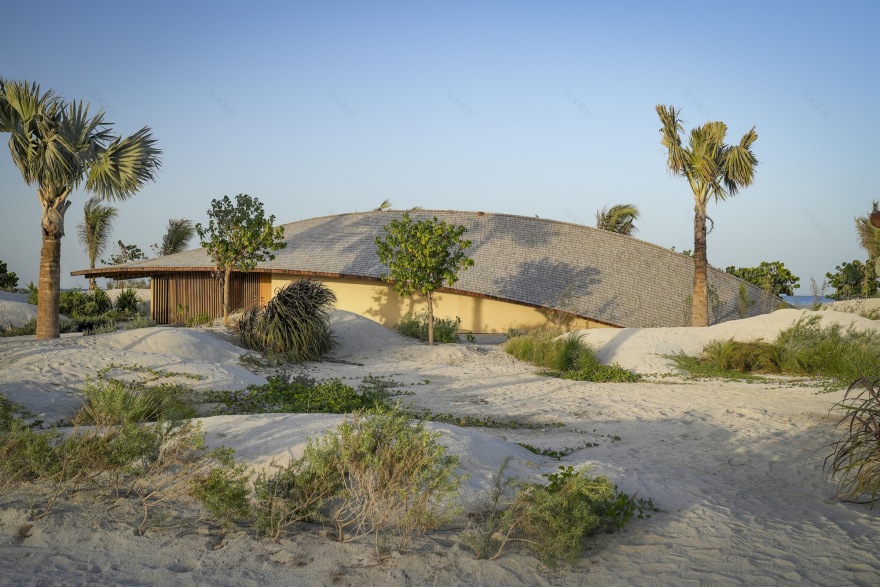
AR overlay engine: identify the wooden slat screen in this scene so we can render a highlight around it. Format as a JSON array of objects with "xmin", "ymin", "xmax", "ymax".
[{"xmin": 151, "ymin": 272, "xmax": 265, "ymax": 324}]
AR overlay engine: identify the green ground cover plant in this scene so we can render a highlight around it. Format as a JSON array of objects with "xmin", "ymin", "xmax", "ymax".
[
  {"xmin": 672, "ymin": 315, "xmax": 880, "ymax": 385},
  {"xmin": 825, "ymin": 377, "xmax": 880, "ymax": 506},
  {"xmin": 505, "ymin": 330, "xmax": 640, "ymax": 383},
  {"xmin": 396, "ymin": 310, "xmax": 462, "ymax": 343},
  {"xmin": 236, "ymin": 279, "xmax": 336, "ymax": 362}
]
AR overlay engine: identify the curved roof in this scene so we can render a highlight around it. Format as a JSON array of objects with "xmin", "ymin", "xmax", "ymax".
[{"xmin": 73, "ymin": 210, "xmax": 781, "ymax": 327}]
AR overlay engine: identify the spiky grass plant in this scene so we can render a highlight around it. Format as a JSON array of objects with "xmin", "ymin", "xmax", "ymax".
[
  {"xmin": 236, "ymin": 279, "xmax": 337, "ymax": 362},
  {"xmin": 825, "ymin": 377, "xmax": 880, "ymax": 506}
]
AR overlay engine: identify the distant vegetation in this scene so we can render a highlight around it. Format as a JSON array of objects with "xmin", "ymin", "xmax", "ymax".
[
  {"xmin": 0, "ymin": 259, "xmax": 19, "ymax": 291},
  {"xmin": 595, "ymin": 203, "xmax": 639, "ymax": 236},
  {"xmin": 725, "ymin": 261, "xmax": 800, "ymax": 297}
]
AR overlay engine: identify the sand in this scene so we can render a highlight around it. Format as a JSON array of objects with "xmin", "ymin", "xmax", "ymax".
[{"xmin": 1, "ymin": 305, "xmax": 879, "ymax": 586}]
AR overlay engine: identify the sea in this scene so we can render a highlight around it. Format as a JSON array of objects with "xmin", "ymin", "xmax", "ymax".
[{"xmin": 780, "ymin": 295, "xmax": 833, "ymax": 308}]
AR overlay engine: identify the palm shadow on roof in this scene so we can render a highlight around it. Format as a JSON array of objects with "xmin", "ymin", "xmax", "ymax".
[{"xmin": 492, "ymin": 258, "xmax": 602, "ymax": 311}]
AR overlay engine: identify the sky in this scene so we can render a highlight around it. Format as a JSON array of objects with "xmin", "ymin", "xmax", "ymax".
[{"xmin": 1, "ymin": 0, "xmax": 877, "ymax": 293}]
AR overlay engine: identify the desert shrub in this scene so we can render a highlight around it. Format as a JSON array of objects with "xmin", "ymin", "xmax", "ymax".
[
  {"xmin": 190, "ymin": 449, "xmax": 252, "ymax": 528},
  {"xmin": 1, "ymin": 317, "xmax": 77, "ymax": 338},
  {"xmin": 115, "ymin": 287, "xmax": 140, "ymax": 314},
  {"xmin": 25, "ymin": 282, "xmax": 38, "ymax": 305},
  {"xmin": 396, "ymin": 310, "xmax": 461, "ymax": 343},
  {"xmin": 236, "ymin": 279, "xmax": 336, "ymax": 362},
  {"xmin": 254, "ymin": 409, "xmax": 461, "ymax": 555},
  {"xmin": 825, "ymin": 377, "xmax": 880, "ymax": 506},
  {"xmin": 75, "ymin": 379, "xmax": 196, "ymax": 426},
  {"xmin": 506, "ymin": 330, "xmax": 641, "ymax": 382},
  {"xmin": 122, "ymin": 314, "xmax": 157, "ymax": 330},
  {"xmin": 462, "ymin": 464, "xmax": 653, "ymax": 566},
  {"xmin": 209, "ymin": 374, "xmax": 394, "ymax": 415},
  {"xmin": 0, "ymin": 395, "xmax": 33, "ymax": 431}
]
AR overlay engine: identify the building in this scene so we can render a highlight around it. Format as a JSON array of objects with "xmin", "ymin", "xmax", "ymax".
[{"xmin": 72, "ymin": 210, "xmax": 782, "ymax": 331}]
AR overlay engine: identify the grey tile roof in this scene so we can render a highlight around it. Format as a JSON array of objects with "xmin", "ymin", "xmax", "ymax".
[{"xmin": 73, "ymin": 210, "xmax": 782, "ymax": 327}]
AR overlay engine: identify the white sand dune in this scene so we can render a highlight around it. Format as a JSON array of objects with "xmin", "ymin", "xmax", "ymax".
[{"xmin": 1, "ymin": 307, "xmax": 879, "ymax": 586}]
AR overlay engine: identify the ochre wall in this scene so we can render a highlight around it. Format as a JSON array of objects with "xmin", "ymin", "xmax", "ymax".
[{"xmin": 270, "ymin": 275, "xmax": 612, "ymax": 333}]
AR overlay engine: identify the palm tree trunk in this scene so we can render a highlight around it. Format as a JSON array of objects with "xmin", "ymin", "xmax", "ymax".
[
  {"xmin": 36, "ymin": 237, "xmax": 61, "ymax": 339},
  {"xmin": 691, "ymin": 204, "xmax": 709, "ymax": 327},
  {"xmin": 426, "ymin": 292, "xmax": 434, "ymax": 346}
]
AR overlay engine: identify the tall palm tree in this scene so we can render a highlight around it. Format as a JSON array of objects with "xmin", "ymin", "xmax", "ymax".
[
  {"xmin": 855, "ymin": 200, "xmax": 880, "ymax": 284},
  {"xmin": 656, "ymin": 104, "xmax": 758, "ymax": 326},
  {"xmin": 155, "ymin": 218, "xmax": 195, "ymax": 256},
  {"xmin": 596, "ymin": 204, "xmax": 640, "ymax": 236},
  {"xmin": 0, "ymin": 79, "xmax": 161, "ymax": 338},
  {"xmin": 77, "ymin": 196, "xmax": 118, "ymax": 290}
]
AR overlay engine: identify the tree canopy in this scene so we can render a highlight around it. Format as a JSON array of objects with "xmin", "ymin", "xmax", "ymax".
[
  {"xmin": 152, "ymin": 218, "xmax": 195, "ymax": 257},
  {"xmin": 0, "ymin": 260, "xmax": 18, "ymax": 291},
  {"xmin": 196, "ymin": 194, "xmax": 286, "ymax": 323},
  {"xmin": 826, "ymin": 260, "xmax": 879, "ymax": 300},
  {"xmin": 724, "ymin": 261, "xmax": 800, "ymax": 297},
  {"xmin": 375, "ymin": 213, "xmax": 474, "ymax": 345}
]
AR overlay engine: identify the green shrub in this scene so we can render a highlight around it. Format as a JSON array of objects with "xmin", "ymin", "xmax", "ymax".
[
  {"xmin": 209, "ymin": 374, "xmax": 393, "ymax": 415},
  {"xmin": 60, "ymin": 289, "xmax": 113, "ymax": 317},
  {"xmin": 75, "ymin": 379, "xmax": 196, "ymax": 426},
  {"xmin": 825, "ymin": 377, "xmax": 880, "ymax": 506},
  {"xmin": 675, "ymin": 316, "xmax": 880, "ymax": 384},
  {"xmin": 26, "ymin": 282, "xmax": 38, "ymax": 305},
  {"xmin": 190, "ymin": 449, "xmax": 252, "ymax": 528},
  {"xmin": 122, "ymin": 314, "xmax": 157, "ymax": 330},
  {"xmin": 254, "ymin": 408, "xmax": 461, "ymax": 555},
  {"xmin": 115, "ymin": 287, "xmax": 140, "ymax": 314},
  {"xmin": 0, "ymin": 395, "xmax": 33, "ymax": 431},
  {"xmin": 506, "ymin": 330, "xmax": 641, "ymax": 382},
  {"xmin": 462, "ymin": 464, "xmax": 653, "ymax": 566},
  {"xmin": 396, "ymin": 310, "xmax": 461, "ymax": 343},
  {"xmin": 236, "ymin": 279, "xmax": 336, "ymax": 362}
]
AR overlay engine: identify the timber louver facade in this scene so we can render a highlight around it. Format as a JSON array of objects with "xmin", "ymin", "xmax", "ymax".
[{"xmin": 150, "ymin": 272, "xmax": 271, "ymax": 324}]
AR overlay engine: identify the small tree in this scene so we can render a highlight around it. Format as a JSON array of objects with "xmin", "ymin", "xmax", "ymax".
[
  {"xmin": 375, "ymin": 213, "xmax": 474, "ymax": 345},
  {"xmin": 827, "ymin": 260, "xmax": 879, "ymax": 300},
  {"xmin": 724, "ymin": 261, "xmax": 800, "ymax": 297},
  {"xmin": 196, "ymin": 194, "xmax": 286, "ymax": 323},
  {"xmin": 0, "ymin": 259, "xmax": 18, "ymax": 291}
]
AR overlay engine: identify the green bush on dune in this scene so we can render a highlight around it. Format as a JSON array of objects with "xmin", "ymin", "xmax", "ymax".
[
  {"xmin": 505, "ymin": 329, "xmax": 640, "ymax": 383},
  {"xmin": 673, "ymin": 315, "xmax": 880, "ymax": 384}
]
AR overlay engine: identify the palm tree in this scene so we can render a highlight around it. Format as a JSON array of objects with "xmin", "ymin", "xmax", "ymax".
[
  {"xmin": 656, "ymin": 104, "xmax": 758, "ymax": 326},
  {"xmin": 374, "ymin": 199, "xmax": 392, "ymax": 211},
  {"xmin": 855, "ymin": 200, "xmax": 880, "ymax": 284},
  {"xmin": 77, "ymin": 197, "xmax": 118, "ymax": 290},
  {"xmin": 596, "ymin": 204, "xmax": 640, "ymax": 236},
  {"xmin": 0, "ymin": 79, "xmax": 161, "ymax": 338},
  {"xmin": 154, "ymin": 218, "xmax": 195, "ymax": 256}
]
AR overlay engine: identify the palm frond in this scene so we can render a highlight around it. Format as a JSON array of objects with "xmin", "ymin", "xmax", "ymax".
[
  {"xmin": 855, "ymin": 201, "xmax": 880, "ymax": 260},
  {"xmin": 596, "ymin": 203, "xmax": 640, "ymax": 236},
  {"xmin": 86, "ymin": 126, "xmax": 162, "ymax": 200},
  {"xmin": 77, "ymin": 196, "xmax": 118, "ymax": 268},
  {"xmin": 374, "ymin": 199, "xmax": 392, "ymax": 211},
  {"xmin": 160, "ymin": 218, "xmax": 195, "ymax": 256},
  {"xmin": 656, "ymin": 104, "xmax": 686, "ymax": 174}
]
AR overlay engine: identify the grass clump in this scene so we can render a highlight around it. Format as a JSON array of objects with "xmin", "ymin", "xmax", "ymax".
[
  {"xmin": 122, "ymin": 314, "xmax": 157, "ymax": 330},
  {"xmin": 236, "ymin": 279, "xmax": 336, "ymax": 362},
  {"xmin": 396, "ymin": 310, "xmax": 462, "ymax": 343},
  {"xmin": 462, "ymin": 463, "xmax": 654, "ymax": 566},
  {"xmin": 254, "ymin": 408, "xmax": 461, "ymax": 556},
  {"xmin": 673, "ymin": 316, "xmax": 880, "ymax": 385},
  {"xmin": 825, "ymin": 377, "xmax": 880, "ymax": 506},
  {"xmin": 505, "ymin": 330, "xmax": 641, "ymax": 383}
]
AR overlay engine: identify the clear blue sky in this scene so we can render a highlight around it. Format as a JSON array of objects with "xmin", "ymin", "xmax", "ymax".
[{"xmin": 2, "ymin": 0, "xmax": 877, "ymax": 293}]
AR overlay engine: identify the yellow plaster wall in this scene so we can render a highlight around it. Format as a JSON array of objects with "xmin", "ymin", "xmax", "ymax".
[{"xmin": 270, "ymin": 275, "xmax": 612, "ymax": 333}]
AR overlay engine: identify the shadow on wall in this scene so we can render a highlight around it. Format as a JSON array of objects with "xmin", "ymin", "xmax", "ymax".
[{"xmin": 363, "ymin": 284, "xmax": 417, "ymax": 327}]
